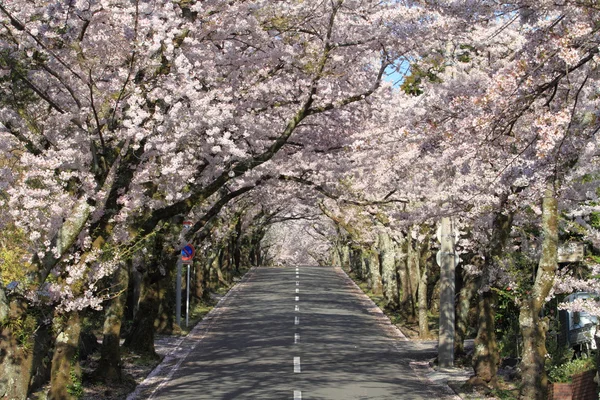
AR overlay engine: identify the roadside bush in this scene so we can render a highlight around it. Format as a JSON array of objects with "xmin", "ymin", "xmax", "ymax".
[{"xmin": 547, "ymin": 355, "xmax": 596, "ymax": 383}]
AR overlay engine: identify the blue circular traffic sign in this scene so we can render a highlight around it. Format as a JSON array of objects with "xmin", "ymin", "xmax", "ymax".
[{"xmin": 181, "ymin": 244, "xmax": 195, "ymax": 261}]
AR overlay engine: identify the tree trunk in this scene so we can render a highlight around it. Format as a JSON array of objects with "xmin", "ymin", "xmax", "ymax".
[
  {"xmin": 405, "ymin": 236, "xmax": 419, "ymax": 320},
  {"xmin": 155, "ymin": 262, "xmax": 176, "ymax": 334},
  {"xmin": 473, "ymin": 290, "xmax": 499, "ymax": 385},
  {"xmin": 194, "ymin": 260, "xmax": 208, "ymax": 301},
  {"xmin": 330, "ymin": 245, "xmax": 342, "ymax": 267},
  {"xmin": 473, "ymin": 192, "xmax": 515, "ymax": 385},
  {"xmin": 350, "ymin": 247, "xmax": 361, "ymax": 278},
  {"xmin": 595, "ymin": 328, "xmax": 600, "ymax": 396},
  {"xmin": 397, "ymin": 240, "xmax": 410, "ymax": 308},
  {"xmin": 360, "ymin": 250, "xmax": 369, "ymax": 281},
  {"xmin": 455, "ymin": 267, "xmax": 478, "ymax": 356},
  {"xmin": 367, "ymin": 245, "xmax": 383, "ymax": 295},
  {"xmin": 130, "ymin": 266, "xmax": 143, "ymax": 319},
  {"xmin": 234, "ymin": 219, "xmax": 242, "ymax": 274},
  {"xmin": 207, "ymin": 250, "xmax": 219, "ymax": 290},
  {"xmin": 215, "ymin": 247, "xmax": 230, "ymax": 286},
  {"xmin": 0, "ymin": 286, "xmax": 7, "ymax": 322},
  {"xmin": 340, "ymin": 243, "xmax": 350, "ymax": 271},
  {"xmin": 0, "ymin": 298, "xmax": 35, "ymax": 400},
  {"xmin": 379, "ymin": 231, "xmax": 399, "ymax": 310},
  {"xmin": 94, "ymin": 263, "xmax": 129, "ymax": 382},
  {"xmin": 417, "ymin": 230, "xmax": 432, "ymax": 339},
  {"xmin": 49, "ymin": 311, "xmax": 82, "ymax": 400},
  {"xmin": 123, "ymin": 272, "xmax": 160, "ymax": 358},
  {"xmin": 519, "ymin": 191, "xmax": 558, "ymax": 400}
]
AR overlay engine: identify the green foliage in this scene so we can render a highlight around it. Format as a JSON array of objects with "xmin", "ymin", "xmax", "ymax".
[
  {"xmin": 590, "ymin": 212, "xmax": 600, "ymax": 230},
  {"xmin": 401, "ymin": 45, "xmax": 476, "ymax": 96},
  {"xmin": 457, "ymin": 44, "xmax": 477, "ymax": 63},
  {"xmin": 0, "ymin": 50, "xmax": 38, "ymax": 107},
  {"xmin": 489, "ymin": 387, "xmax": 518, "ymax": 400},
  {"xmin": 547, "ymin": 356, "xmax": 596, "ymax": 383},
  {"xmin": 0, "ymin": 223, "xmax": 32, "ymax": 287},
  {"xmin": 546, "ymin": 340, "xmax": 574, "ymax": 372},
  {"xmin": 67, "ymin": 352, "xmax": 84, "ymax": 398},
  {"xmin": 0, "ymin": 312, "xmax": 37, "ymax": 352},
  {"xmin": 400, "ymin": 63, "xmax": 443, "ymax": 96},
  {"xmin": 494, "ymin": 287, "xmax": 521, "ymax": 358},
  {"xmin": 400, "ymin": 51, "xmax": 445, "ymax": 96}
]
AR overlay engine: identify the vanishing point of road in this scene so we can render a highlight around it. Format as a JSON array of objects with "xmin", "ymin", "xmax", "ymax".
[{"xmin": 129, "ymin": 265, "xmax": 459, "ymax": 400}]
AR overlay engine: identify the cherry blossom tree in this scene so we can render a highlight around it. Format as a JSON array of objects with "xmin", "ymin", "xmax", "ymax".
[{"xmin": 0, "ymin": 0, "xmax": 438, "ymax": 396}]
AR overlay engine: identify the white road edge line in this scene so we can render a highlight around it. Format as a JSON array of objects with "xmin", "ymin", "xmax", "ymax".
[
  {"xmin": 294, "ymin": 390, "xmax": 302, "ymax": 399},
  {"xmin": 294, "ymin": 357, "xmax": 301, "ymax": 373}
]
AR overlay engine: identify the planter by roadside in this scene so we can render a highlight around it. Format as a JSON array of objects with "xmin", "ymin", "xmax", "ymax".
[{"xmin": 548, "ymin": 370, "xmax": 596, "ymax": 400}]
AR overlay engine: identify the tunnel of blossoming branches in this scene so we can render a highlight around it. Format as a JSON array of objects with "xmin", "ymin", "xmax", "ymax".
[{"xmin": 1, "ymin": 0, "xmax": 600, "ymax": 398}]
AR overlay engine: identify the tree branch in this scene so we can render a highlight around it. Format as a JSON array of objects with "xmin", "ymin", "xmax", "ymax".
[{"xmin": 278, "ymin": 174, "xmax": 408, "ymax": 206}]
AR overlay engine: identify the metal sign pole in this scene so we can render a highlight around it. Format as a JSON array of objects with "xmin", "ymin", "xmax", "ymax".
[
  {"xmin": 178, "ymin": 221, "xmax": 194, "ymax": 328},
  {"xmin": 176, "ymin": 257, "xmax": 182, "ymax": 327},
  {"xmin": 186, "ymin": 263, "xmax": 190, "ymax": 328}
]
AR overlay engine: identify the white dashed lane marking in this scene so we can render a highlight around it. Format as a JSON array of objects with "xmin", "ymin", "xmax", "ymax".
[
  {"xmin": 293, "ymin": 267, "xmax": 301, "ymax": 398},
  {"xmin": 294, "ymin": 357, "xmax": 301, "ymax": 373}
]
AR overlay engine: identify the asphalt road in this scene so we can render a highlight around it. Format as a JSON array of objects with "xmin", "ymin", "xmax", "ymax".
[{"xmin": 140, "ymin": 265, "xmax": 456, "ymax": 400}]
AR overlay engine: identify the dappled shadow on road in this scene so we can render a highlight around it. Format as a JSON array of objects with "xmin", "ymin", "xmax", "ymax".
[{"xmin": 152, "ymin": 266, "xmax": 446, "ymax": 400}]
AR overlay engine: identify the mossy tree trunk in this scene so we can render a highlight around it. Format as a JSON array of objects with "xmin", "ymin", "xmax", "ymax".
[
  {"xmin": 155, "ymin": 261, "xmax": 176, "ymax": 334},
  {"xmin": 215, "ymin": 246, "xmax": 231, "ymax": 286},
  {"xmin": 397, "ymin": 240, "xmax": 410, "ymax": 310},
  {"xmin": 0, "ymin": 297, "xmax": 35, "ymax": 399},
  {"xmin": 455, "ymin": 266, "xmax": 478, "ymax": 356},
  {"xmin": 403, "ymin": 234, "xmax": 420, "ymax": 321},
  {"xmin": 417, "ymin": 229, "xmax": 432, "ymax": 339},
  {"xmin": 330, "ymin": 245, "xmax": 342, "ymax": 267},
  {"xmin": 340, "ymin": 243, "xmax": 350, "ymax": 271},
  {"xmin": 94, "ymin": 263, "xmax": 129, "ymax": 382},
  {"xmin": 595, "ymin": 330, "xmax": 600, "ymax": 395},
  {"xmin": 473, "ymin": 290, "xmax": 499, "ymax": 385},
  {"xmin": 207, "ymin": 249, "xmax": 219, "ymax": 290},
  {"xmin": 49, "ymin": 311, "xmax": 82, "ymax": 400},
  {"xmin": 250, "ymin": 230, "xmax": 265, "ymax": 266},
  {"xmin": 194, "ymin": 260, "xmax": 209, "ymax": 301},
  {"xmin": 518, "ymin": 191, "xmax": 558, "ymax": 400},
  {"xmin": 233, "ymin": 218, "xmax": 242, "ymax": 274},
  {"xmin": 368, "ymin": 244, "xmax": 383, "ymax": 295},
  {"xmin": 379, "ymin": 231, "xmax": 399, "ymax": 310},
  {"xmin": 360, "ymin": 249, "xmax": 369, "ymax": 281},
  {"xmin": 123, "ymin": 270, "xmax": 161, "ymax": 358},
  {"xmin": 473, "ymin": 192, "xmax": 515, "ymax": 386},
  {"xmin": 350, "ymin": 247, "xmax": 362, "ymax": 279}
]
